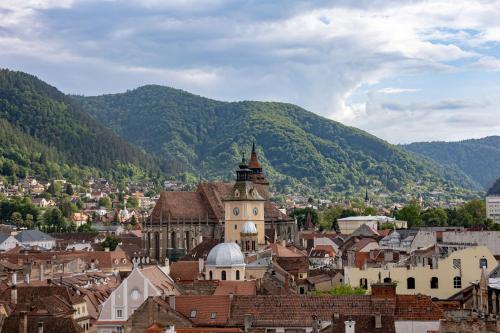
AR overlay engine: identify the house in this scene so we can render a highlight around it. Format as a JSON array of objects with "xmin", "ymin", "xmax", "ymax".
[
  {"xmin": 345, "ymin": 246, "xmax": 497, "ymax": 299},
  {"xmin": 486, "ymin": 195, "xmax": 500, "ymax": 224},
  {"xmin": 379, "ymin": 229, "xmax": 436, "ymax": 252},
  {"xmin": 71, "ymin": 212, "xmax": 89, "ymax": 227},
  {"xmin": 442, "ymin": 230, "xmax": 500, "ymax": 256},
  {"xmin": 96, "ymin": 265, "xmax": 180, "ymax": 333},
  {"xmin": 308, "ymin": 245, "xmax": 336, "ymax": 269},
  {"xmin": 0, "ymin": 234, "xmax": 21, "ymax": 252},
  {"xmin": 15, "ymin": 230, "xmax": 56, "ymax": 249},
  {"xmin": 338, "ymin": 215, "xmax": 407, "ymax": 234}
]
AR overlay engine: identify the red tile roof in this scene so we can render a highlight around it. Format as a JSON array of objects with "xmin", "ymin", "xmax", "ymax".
[
  {"xmin": 213, "ymin": 281, "xmax": 256, "ymax": 296},
  {"xmin": 171, "ymin": 261, "xmax": 201, "ymax": 281},
  {"xmin": 175, "ymin": 295, "xmax": 231, "ymax": 326}
]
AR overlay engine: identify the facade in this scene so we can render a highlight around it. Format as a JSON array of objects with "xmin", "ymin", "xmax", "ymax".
[
  {"xmin": 345, "ymin": 246, "xmax": 496, "ymax": 299},
  {"xmin": 486, "ymin": 195, "xmax": 500, "ymax": 223},
  {"xmin": 338, "ymin": 216, "xmax": 407, "ymax": 234},
  {"xmin": 96, "ymin": 266, "xmax": 180, "ymax": 333},
  {"xmin": 143, "ymin": 144, "xmax": 297, "ymax": 263},
  {"xmin": 442, "ymin": 230, "xmax": 500, "ymax": 256},
  {"xmin": 379, "ymin": 229, "xmax": 436, "ymax": 252},
  {"xmin": 14, "ymin": 229, "xmax": 56, "ymax": 249},
  {"xmin": 0, "ymin": 234, "xmax": 21, "ymax": 251}
]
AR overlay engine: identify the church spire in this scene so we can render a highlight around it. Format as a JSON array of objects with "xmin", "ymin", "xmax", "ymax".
[{"xmin": 248, "ymin": 141, "xmax": 262, "ymax": 170}]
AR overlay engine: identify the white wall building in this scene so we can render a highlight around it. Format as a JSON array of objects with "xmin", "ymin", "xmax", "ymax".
[{"xmin": 486, "ymin": 196, "xmax": 500, "ymax": 223}]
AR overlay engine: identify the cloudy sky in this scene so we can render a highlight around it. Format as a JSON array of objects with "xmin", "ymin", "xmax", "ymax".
[{"xmin": 2, "ymin": 0, "xmax": 500, "ymax": 144}]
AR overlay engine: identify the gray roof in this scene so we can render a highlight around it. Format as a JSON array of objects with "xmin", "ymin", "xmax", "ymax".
[
  {"xmin": 0, "ymin": 234, "xmax": 10, "ymax": 243},
  {"xmin": 206, "ymin": 242, "xmax": 245, "ymax": 267},
  {"xmin": 15, "ymin": 230, "xmax": 55, "ymax": 242}
]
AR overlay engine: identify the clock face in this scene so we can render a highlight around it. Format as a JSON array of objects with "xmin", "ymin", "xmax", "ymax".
[
  {"xmin": 233, "ymin": 207, "xmax": 240, "ymax": 216},
  {"xmin": 253, "ymin": 207, "xmax": 258, "ymax": 216}
]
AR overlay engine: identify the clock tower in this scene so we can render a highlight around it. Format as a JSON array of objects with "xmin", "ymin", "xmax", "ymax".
[{"xmin": 224, "ymin": 153, "xmax": 266, "ymax": 245}]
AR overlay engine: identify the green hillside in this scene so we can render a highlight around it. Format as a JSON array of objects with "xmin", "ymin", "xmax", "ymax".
[
  {"xmin": 403, "ymin": 137, "xmax": 500, "ymax": 190},
  {"xmin": 488, "ymin": 178, "xmax": 500, "ymax": 195},
  {"xmin": 73, "ymin": 85, "xmax": 478, "ymax": 199},
  {"xmin": 0, "ymin": 69, "xmax": 165, "ymax": 183}
]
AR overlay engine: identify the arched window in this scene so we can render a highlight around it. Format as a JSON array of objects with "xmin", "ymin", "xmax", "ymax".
[
  {"xmin": 221, "ymin": 270, "xmax": 227, "ymax": 281},
  {"xmin": 171, "ymin": 232, "xmax": 177, "ymax": 249},
  {"xmin": 236, "ymin": 270, "xmax": 240, "ymax": 280},
  {"xmin": 209, "ymin": 271, "xmax": 213, "ymax": 280},
  {"xmin": 383, "ymin": 277, "xmax": 392, "ymax": 283},
  {"xmin": 453, "ymin": 276, "xmax": 462, "ymax": 289},
  {"xmin": 479, "ymin": 258, "xmax": 488, "ymax": 268},
  {"xmin": 430, "ymin": 277, "xmax": 439, "ymax": 289},
  {"xmin": 252, "ymin": 240, "xmax": 256, "ymax": 251},
  {"xmin": 407, "ymin": 277, "xmax": 415, "ymax": 290},
  {"xmin": 359, "ymin": 278, "xmax": 368, "ymax": 289}
]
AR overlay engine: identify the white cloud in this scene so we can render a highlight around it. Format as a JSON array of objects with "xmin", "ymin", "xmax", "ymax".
[{"xmin": 1, "ymin": 0, "xmax": 500, "ymax": 142}]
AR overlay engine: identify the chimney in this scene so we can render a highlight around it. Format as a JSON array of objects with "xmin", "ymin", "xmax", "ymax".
[
  {"xmin": 105, "ymin": 247, "xmax": 110, "ymax": 252},
  {"xmin": 281, "ymin": 240, "xmax": 286, "ymax": 247},
  {"xmin": 344, "ymin": 319, "xmax": 355, "ymax": 333},
  {"xmin": 164, "ymin": 257, "xmax": 170, "ymax": 275},
  {"xmin": 198, "ymin": 258, "xmax": 204, "ymax": 273},
  {"xmin": 168, "ymin": 295, "xmax": 176, "ymax": 310},
  {"xmin": 371, "ymin": 282, "xmax": 396, "ymax": 299},
  {"xmin": 39, "ymin": 263, "xmax": 44, "ymax": 281},
  {"xmin": 12, "ymin": 272, "xmax": 17, "ymax": 285},
  {"xmin": 19, "ymin": 311, "xmax": 28, "ymax": 333},
  {"xmin": 312, "ymin": 315, "xmax": 319, "ymax": 333},
  {"xmin": 244, "ymin": 314, "xmax": 253, "ymax": 332},
  {"xmin": 38, "ymin": 321, "xmax": 44, "ymax": 333},
  {"xmin": 11, "ymin": 272, "xmax": 17, "ymax": 305}
]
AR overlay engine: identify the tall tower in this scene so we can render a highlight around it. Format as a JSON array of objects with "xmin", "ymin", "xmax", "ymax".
[
  {"xmin": 248, "ymin": 142, "xmax": 269, "ymax": 198},
  {"xmin": 224, "ymin": 154, "xmax": 266, "ymax": 245}
]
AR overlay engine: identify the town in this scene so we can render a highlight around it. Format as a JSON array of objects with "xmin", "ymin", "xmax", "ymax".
[{"xmin": 0, "ymin": 144, "xmax": 499, "ymax": 333}]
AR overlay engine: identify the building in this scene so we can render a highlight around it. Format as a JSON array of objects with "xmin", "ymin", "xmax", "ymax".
[
  {"xmin": 344, "ymin": 246, "xmax": 496, "ymax": 299},
  {"xmin": 205, "ymin": 243, "xmax": 245, "ymax": 281},
  {"xmin": 0, "ymin": 234, "xmax": 21, "ymax": 251},
  {"xmin": 14, "ymin": 229, "xmax": 56, "ymax": 249},
  {"xmin": 379, "ymin": 229, "xmax": 436, "ymax": 252},
  {"xmin": 143, "ymin": 144, "xmax": 297, "ymax": 263},
  {"xmin": 337, "ymin": 216, "xmax": 378, "ymax": 234},
  {"xmin": 486, "ymin": 195, "xmax": 500, "ymax": 223},
  {"xmin": 442, "ymin": 230, "xmax": 500, "ymax": 256},
  {"xmin": 96, "ymin": 265, "xmax": 180, "ymax": 333}
]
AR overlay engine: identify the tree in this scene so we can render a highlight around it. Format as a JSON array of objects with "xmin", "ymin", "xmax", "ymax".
[
  {"xmin": 363, "ymin": 206, "xmax": 377, "ymax": 216},
  {"xmin": 130, "ymin": 214, "xmax": 137, "ymax": 226},
  {"xmin": 65, "ymin": 183, "xmax": 74, "ymax": 195},
  {"xmin": 395, "ymin": 202, "xmax": 421, "ymax": 227},
  {"xmin": 98, "ymin": 197, "xmax": 112, "ymax": 209},
  {"xmin": 127, "ymin": 196, "xmax": 139, "ymax": 208},
  {"xmin": 314, "ymin": 284, "xmax": 366, "ymax": 296},
  {"xmin": 10, "ymin": 212, "xmax": 22, "ymax": 228},
  {"xmin": 47, "ymin": 181, "xmax": 62, "ymax": 196},
  {"xmin": 421, "ymin": 207, "xmax": 448, "ymax": 227},
  {"xmin": 24, "ymin": 214, "xmax": 34, "ymax": 229},
  {"xmin": 101, "ymin": 236, "xmax": 119, "ymax": 251}
]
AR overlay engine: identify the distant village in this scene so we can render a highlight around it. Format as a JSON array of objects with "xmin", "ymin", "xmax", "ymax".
[{"xmin": 0, "ymin": 145, "xmax": 499, "ymax": 333}]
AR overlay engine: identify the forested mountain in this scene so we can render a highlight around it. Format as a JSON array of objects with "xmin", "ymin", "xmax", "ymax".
[
  {"xmin": 403, "ymin": 136, "xmax": 500, "ymax": 190},
  {"xmin": 0, "ymin": 69, "xmax": 165, "ymax": 183},
  {"xmin": 73, "ymin": 85, "xmax": 478, "ymax": 199},
  {"xmin": 488, "ymin": 178, "xmax": 500, "ymax": 195}
]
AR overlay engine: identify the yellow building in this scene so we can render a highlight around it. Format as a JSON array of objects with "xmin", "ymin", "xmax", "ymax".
[
  {"xmin": 224, "ymin": 155, "xmax": 265, "ymax": 245},
  {"xmin": 344, "ymin": 246, "xmax": 496, "ymax": 299}
]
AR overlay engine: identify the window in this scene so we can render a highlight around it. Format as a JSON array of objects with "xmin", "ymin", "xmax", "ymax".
[
  {"xmin": 221, "ymin": 270, "xmax": 227, "ymax": 281},
  {"xmin": 236, "ymin": 270, "xmax": 240, "ymax": 280},
  {"xmin": 116, "ymin": 327, "xmax": 123, "ymax": 333},
  {"xmin": 209, "ymin": 270, "xmax": 213, "ymax": 280},
  {"xmin": 210, "ymin": 312, "xmax": 217, "ymax": 319},
  {"xmin": 453, "ymin": 259, "xmax": 461, "ymax": 269},
  {"xmin": 407, "ymin": 277, "xmax": 415, "ymax": 290},
  {"xmin": 359, "ymin": 278, "xmax": 368, "ymax": 289},
  {"xmin": 430, "ymin": 277, "xmax": 439, "ymax": 289},
  {"xmin": 480, "ymin": 258, "xmax": 488, "ymax": 268},
  {"xmin": 190, "ymin": 310, "xmax": 197, "ymax": 318},
  {"xmin": 383, "ymin": 277, "xmax": 392, "ymax": 283},
  {"xmin": 453, "ymin": 276, "xmax": 462, "ymax": 289},
  {"xmin": 115, "ymin": 309, "xmax": 123, "ymax": 319}
]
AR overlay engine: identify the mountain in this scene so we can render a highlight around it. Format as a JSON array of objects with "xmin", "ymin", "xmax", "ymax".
[
  {"xmin": 488, "ymin": 178, "xmax": 500, "ymax": 195},
  {"xmin": 403, "ymin": 136, "xmax": 500, "ymax": 190},
  {"xmin": 0, "ymin": 69, "xmax": 165, "ymax": 183},
  {"xmin": 72, "ymin": 85, "xmax": 478, "ymax": 199}
]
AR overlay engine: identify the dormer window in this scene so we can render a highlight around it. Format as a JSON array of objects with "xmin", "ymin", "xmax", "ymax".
[
  {"xmin": 190, "ymin": 310, "xmax": 197, "ymax": 318},
  {"xmin": 234, "ymin": 190, "xmax": 240, "ymax": 198},
  {"xmin": 210, "ymin": 312, "xmax": 217, "ymax": 319}
]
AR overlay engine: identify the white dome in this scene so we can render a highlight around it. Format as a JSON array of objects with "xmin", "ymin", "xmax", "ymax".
[
  {"xmin": 241, "ymin": 221, "xmax": 257, "ymax": 234},
  {"xmin": 206, "ymin": 243, "xmax": 245, "ymax": 267}
]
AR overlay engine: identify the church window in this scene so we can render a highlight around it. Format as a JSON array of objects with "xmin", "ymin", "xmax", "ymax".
[
  {"xmin": 234, "ymin": 190, "xmax": 240, "ymax": 198},
  {"xmin": 252, "ymin": 240, "xmax": 256, "ymax": 251},
  {"xmin": 253, "ymin": 207, "xmax": 258, "ymax": 215},
  {"xmin": 236, "ymin": 270, "xmax": 240, "ymax": 280},
  {"xmin": 407, "ymin": 277, "xmax": 415, "ymax": 289},
  {"xmin": 431, "ymin": 277, "xmax": 439, "ymax": 289},
  {"xmin": 221, "ymin": 270, "xmax": 227, "ymax": 280},
  {"xmin": 209, "ymin": 271, "xmax": 213, "ymax": 280},
  {"xmin": 453, "ymin": 276, "xmax": 462, "ymax": 289},
  {"xmin": 383, "ymin": 277, "xmax": 392, "ymax": 283},
  {"xmin": 235, "ymin": 224, "xmax": 238, "ymax": 230},
  {"xmin": 360, "ymin": 278, "xmax": 368, "ymax": 289},
  {"xmin": 480, "ymin": 258, "xmax": 488, "ymax": 268}
]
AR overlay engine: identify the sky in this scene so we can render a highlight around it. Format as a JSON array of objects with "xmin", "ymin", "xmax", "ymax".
[{"xmin": 1, "ymin": 0, "xmax": 500, "ymax": 144}]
